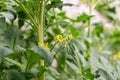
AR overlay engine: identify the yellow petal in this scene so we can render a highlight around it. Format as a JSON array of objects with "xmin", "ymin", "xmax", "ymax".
[
  {"xmin": 117, "ymin": 52, "xmax": 120, "ymax": 59},
  {"xmin": 38, "ymin": 42, "xmax": 44, "ymax": 46},
  {"xmin": 56, "ymin": 35, "xmax": 63, "ymax": 43}
]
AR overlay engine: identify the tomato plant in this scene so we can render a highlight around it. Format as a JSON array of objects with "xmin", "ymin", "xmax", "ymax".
[{"xmin": 0, "ymin": 0, "xmax": 120, "ymax": 80}]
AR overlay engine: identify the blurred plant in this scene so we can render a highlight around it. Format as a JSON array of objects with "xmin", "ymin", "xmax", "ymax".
[{"xmin": 0, "ymin": 0, "xmax": 120, "ymax": 80}]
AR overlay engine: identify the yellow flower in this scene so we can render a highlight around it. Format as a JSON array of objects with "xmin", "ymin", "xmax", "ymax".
[
  {"xmin": 111, "ymin": 51, "xmax": 120, "ymax": 61},
  {"xmin": 44, "ymin": 43, "xmax": 50, "ymax": 50},
  {"xmin": 44, "ymin": 42, "xmax": 48, "ymax": 47},
  {"xmin": 56, "ymin": 35, "xmax": 63, "ymax": 43},
  {"xmin": 38, "ymin": 42, "xmax": 50, "ymax": 50},
  {"xmin": 56, "ymin": 34, "xmax": 73, "ymax": 43},
  {"xmin": 117, "ymin": 52, "xmax": 120, "ymax": 59},
  {"xmin": 38, "ymin": 42, "xmax": 44, "ymax": 46}
]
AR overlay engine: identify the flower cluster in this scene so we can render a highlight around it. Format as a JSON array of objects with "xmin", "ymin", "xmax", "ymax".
[
  {"xmin": 56, "ymin": 35, "xmax": 63, "ymax": 43},
  {"xmin": 56, "ymin": 34, "xmax": 73, "ymax": 43}
]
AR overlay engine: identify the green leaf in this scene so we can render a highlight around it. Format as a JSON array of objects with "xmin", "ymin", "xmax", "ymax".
[
  {"xmin": 48, "ymin": 67, "xmax": 60, "ymax": 77},
  {"xmin": 38, "ymin": 66, "xmax": 47, "ymax": 75},
  {"xmin": 30, "ymin": 46, "xmax": 54, "ymax": 65},
  {"xmin": 95, "ymin": 68, "xmax": 116, "ymax": 80},
  {"xmin": 94, "ymin": 23, "xmax": 104, "ymax": 38},
  {"xmin": 22, "ymin": 72, "xmax": 35, "ymax": 80},
  {"xmin": 107, "ymin": 7, "xmax": 115, "ymax": 13},
  {"xmin": 8, "ymin": 10, "xmax": 17, "ymax": 21},
  {"xmin": 110, "ymin": 28, "xmax": 120, "ymax": 39},
  {"xmin": 70, "ymin": 27, "xmax": 79, "ymax": 37},
  {"xmin": 76, "ymin": 13, "xmax": 93, "ymax": 22},
  {"xmin": 55, "ymin": 46, "xmax": 67, "ymax": 69},
  {"xmin": 18, "ymin": 11, "xmax": 26, "ymax": 28},
  {"xmin": 25, "ymin": 50, "xmax": 40, "ymax": 70},
  {"xmin": 46, "ymin": 0, "xmax": 74, "ymax": 10},
  {"xmin": 52, "ymin": 28, "xmax": 61, "ymax": 34},
  {"xmin": 0, "ymin": 46, "xmax": 13, "ymax": 58},
  {"xmin": 46, "ymin": 0, "xmax": 63, "ymax": 10},
  {"xmin": 0, "ymin": 16, "xmax": 6, "ymax": 34},
  {"xmin": 4, "ymin": 58, "xmax": 23, "ymax": 70},
  {"xmin": 83, "ymin": 68, "xmax": 94, "ymax": 80},
  {"xmin": 66, "ymin": 61, "xmax": 79, "ymax": 74},
  {"xmin": 46, "ymin": 67, "xmax": 60, "ymax": 80},
  {"xmin": 3, "ymin": 27, "xmax": 23, "ymax": 49},
  {"xmin": 90, "ymin": 53, "xmax": 111, "ymax": 72},
  {"xmin": 7, "ymin": 69, "xmax": 26, "ymax": 80}
]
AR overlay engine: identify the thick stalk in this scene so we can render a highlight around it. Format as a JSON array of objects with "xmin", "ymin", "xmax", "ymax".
[
  {"xmin": 38, "ymin": 1, "xmax": 45, "ymax": 80},
  {"xmin": 38, "ymin": 2, "xmax": 44, "ymax": 44}
]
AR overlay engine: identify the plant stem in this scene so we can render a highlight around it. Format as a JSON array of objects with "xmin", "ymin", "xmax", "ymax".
[
  {"xmin": 25, "ymin": 52, "xmax": 32, "ymax": 72},
  {"xmin": 38, "ymin": 1, "xmax": 45, "ymax": 80},
  {"xmin": 50, "ymin": 42, "xmax": 58, "ymax": 51},
  {"xmin": 86, "ymin": 1, "xmax": 93, "ymax": 74},
  {"xmin": 38, "ymin": 1, "xmax": 45, "ymax": 44},
  {"xmin": 53, "ymin": 8, "xmax": 59, "ymax": 29},
  {"xmin": 88, "ymin": 4, "xmax": 92, "ymax": 37},
  {"xmin": 14, "ymin": 0, "xmax": 37, "ymax": 29},
  {"xmin": 12, "ymin": 36, "xmax": 16, "ymax": 50},
  {"xmin": 98, "ymin": 38, "xmax": 110, "ymax": 53},
  {"xmin": 87, "ymin": 0, "xmax": 93, "ymax": 59}
]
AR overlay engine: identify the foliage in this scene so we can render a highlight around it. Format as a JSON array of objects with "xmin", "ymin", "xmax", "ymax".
[{"xmin": 0, "ymin": 0, "xmax": 120, "ymax": 80}]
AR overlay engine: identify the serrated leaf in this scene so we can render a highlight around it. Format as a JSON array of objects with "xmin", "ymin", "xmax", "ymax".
[
  {"xmin": 46, "ymin": 0, "xmax": 73, "ymax": 10},
  {"xmin": 76, "ymin": 13, "xmax": 93, "ymax": 22}
]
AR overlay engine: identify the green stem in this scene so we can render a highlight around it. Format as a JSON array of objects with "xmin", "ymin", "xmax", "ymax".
[
  {"xmin": 38, "ymin": 1, "xmax": 45, "ymax": 44},
  {"xmin": 14, "ymin": 0, "xmax": 37, "ymax": 28},
  {"xmin": 53, "ymin": 8, "xmax": 59, "ymax": 29},
  {"xmin": 87, "ymin": 0, "xmax": 93, "ymax": 59},
  {"xmin": 88, "ymin": 7, "xmax": 92, "ymax": 37},
  {"xmin": 25, "ymin": 52, "xmax": 32, "ymax": 72},
  {"xmin": 88, "ymin": 0, "xmax": 93, "ymax": 38},
  {"xmin": 50, "ymin": 42, "xmax": 58, "ymax": 51},
  {"xmin": 98, "ymin": 38, "xmax": 110, "ymax": 53},
  {"xmin": 38, "ymin": 1, "xmax": 45, "ymax": 80},
  {"xmin": 12, "ymin": 36, "xmax": 16, "ymax": 50}
]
